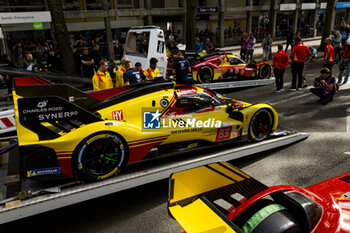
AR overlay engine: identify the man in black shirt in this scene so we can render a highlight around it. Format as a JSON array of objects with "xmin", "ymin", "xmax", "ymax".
[
  {"xmin": 285, "ymin": 27, "xmax": 294, "ymax": 52},
  {"xmin": 46, "ymin": 50, "xmax": 60, "ymax": 72},
  {"xmin": 123, "ymin": 61, "xmax": 145, "ymax": 85},
  {"xmin": 81, "ymin": 48, "xmax": 95, "ymax": 78},
  {"xmin": 172, "ymin": 51, "xmax": 191, "ymax": 84},
  {"xmin": 91, "ymin": 43, "xmax": 101, "ymax": 71}
]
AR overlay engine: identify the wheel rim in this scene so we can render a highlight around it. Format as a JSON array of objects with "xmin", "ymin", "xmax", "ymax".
[
  {"xmin": 260, "ymin": 65, "xmax": 270, "ymax": 79},
  {"xmin": 198, "ymin": 67, "xmax": 212, "ymax": 83},
  {"xmin": 251, "ymin": 111, "xmax": 272, "ymax": 140},
  {"xmin": 81, "ymin": 138, "xmax": 122, "ymax": 176}
]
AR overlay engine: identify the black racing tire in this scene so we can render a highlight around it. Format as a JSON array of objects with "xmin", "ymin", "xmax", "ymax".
[
  {"xmin": 197, "ymin": 66, "xmax": 214, "ymax": 83},
  {"xmin": 248, "ymin": 109, "xmax": 274, "ymax": 142},
  {"xmin": 72, "ymin": 131, "xmax": 128, "ymax": 182},
  {"xmin": 259, "ymin": 64, "xmax": 271, "ymax": 79}
]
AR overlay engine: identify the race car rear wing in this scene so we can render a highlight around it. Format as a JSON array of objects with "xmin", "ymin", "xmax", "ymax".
[
  {"xmin": 168, "ymin": 162, "xmax": 269, "ymax": 233},
  {"xmin": 16, "ymin": 95, "xmax": 102, "ymax": 140}
]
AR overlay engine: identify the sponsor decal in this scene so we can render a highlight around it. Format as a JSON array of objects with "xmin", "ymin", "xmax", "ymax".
[
  {"xmin": 38, "ymin": 111, "xmax": 78, "ymax": 121},
  {"xmin": 37, "ymin": 100, "xmax": 48, "ymax": 108},
  {"xmin": 216, "ymin": 126, "xmax": 233, "ymax": 141},
  {"xmin": 340, "ymin": 192, "xmax": 350, "ymax": 200},
  {"xmin": 27, "ymin": 167, "xmax": 61, "ymax": 177},
  {"xmin": 188, "ymin": 142, "xmax": 198, "ymax": 148},
  {"xmin": 112, "ymin": 110, "xmax": 123, "ymax": 121},
  {"xmin": 143, "ymin": 110, "xmax": 161, "ymax": 129},
  {"xmin": 176, "ymin": 88, "xmax": 197, "ymax": 97},
  {"xmin": 234, "ymin": 130, "xmax": 240, "ymax": 138},
  {"xmin": 69, "ymin": 96, "xmax": 88, "ymax": 102}
]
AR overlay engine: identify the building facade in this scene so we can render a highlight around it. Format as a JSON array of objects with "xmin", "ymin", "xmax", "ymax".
[{"xmin": 1, "ymin": 0, "xmax": 350, "ymax": 46}]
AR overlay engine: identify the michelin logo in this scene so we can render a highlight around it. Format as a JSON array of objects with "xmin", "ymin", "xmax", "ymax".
[
  {"xmin": 143, "ymin": 110, "xmax": 161, "ymax": 129},
  {"xmin": 27, "ymin": 167, "xmax": 61, "ymax": 177}
]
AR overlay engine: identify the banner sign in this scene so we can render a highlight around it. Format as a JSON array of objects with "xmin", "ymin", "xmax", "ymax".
[
  {"xmin": 33, "ymin": 22, "xmax": 44, "ymax": 30},
  {"xmin": 0, "ymin": 11, "xmax": 51, "ymax": 24},
  {"xmin": 197, "ymin": 7, "xmax": 219, "ymax": 14},
  {"xmin": 280, "ymin": 4, "xmax": 296, "ymax": 11},
  {"xmin": 301, "ymin": 3, "xmax": 316, "ymax": 10},
  {"xmin": 336, "ymin": 2, "xmax": 350, "ymax": 8}
]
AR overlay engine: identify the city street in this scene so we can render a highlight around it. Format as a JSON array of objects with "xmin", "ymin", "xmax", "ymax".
[{"xmin": 0, "ymin": 58, "xmax": 349, "ymax": 232}]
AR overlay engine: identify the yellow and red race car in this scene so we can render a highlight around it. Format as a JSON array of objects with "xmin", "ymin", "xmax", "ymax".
[
  {"xmin": 13, "ymin": 78, "xmax": 278, "ymax": 182},
  {"xmin": 190, "ymin": 52, "xmax": 273, "ymax": 83}
]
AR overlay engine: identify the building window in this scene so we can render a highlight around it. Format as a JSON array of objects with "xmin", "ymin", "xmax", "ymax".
[
  {"xmin": 62, "ymin": 0, "xmax": 81, "ymax": 11},
  {"xmin": 151, "ymin": 0, "xmax": 164, "ymax": 8},
  {"xmin": 198, "ymin": 0, "xmax": 206, "ymax": 6},
  {"xmin": 117, "ymin": 0, "xmax": 133, "ymax": 8},
  {"xmin": 86, "ymin": 0, "xmax": 103, "ymax": 10},
  {"xmin": 179, "ymin": 0, "xmax": 184, "ymax": 7}
]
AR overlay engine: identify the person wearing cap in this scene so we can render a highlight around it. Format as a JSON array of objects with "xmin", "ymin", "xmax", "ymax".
[
  {"xmin": 92, "ymin": 60, "xmax": 113, "ymax": 91},
  {"xmin": 115, "ymin": 57, "xmax": 130, "ymax": 87},
  {"xmin": 172, "ymin": 51, "xmax": 191, "ymax": 84},
  {"xmin": 123, "ymin": 61, "xmax": 146, "ymax": 85},
  {"xmin": 310, "ymin": 67, "xmax": 337, "ymax": 105},
  {"xmin": 81, "ymin": 48, "xmax": 95, "ymax": 78},
  {"xmin": 145, "ymin": 57, "xmax": 160, "ymax": 80},
  {"xmin": 324, "ymin": 37, "xmax": 335, "ymax": 73},
  {"xmin": 273, "ymin": 45, "xmax": 289, "ymax": 93},
  {"xmin": 289, "ymin": 38, "xmax": 311, "ymax": 91}
]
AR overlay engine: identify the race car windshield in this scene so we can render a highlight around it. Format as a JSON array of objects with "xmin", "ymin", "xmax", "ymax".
[
  {"xmin": 204, "ymin": 90, "xmax": 231, "ymax": 105},
  {"xmin": 229, "ymin": 57, "xmax": 245, "ymax": 65}
]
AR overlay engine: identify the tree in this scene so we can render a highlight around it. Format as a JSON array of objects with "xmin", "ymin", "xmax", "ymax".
[
  {"xmin": 268, "ymin": 0, "xmax": 276, "ymax": 36},
  {"xmin": 47, "ymin": 0, "xmax": 77, "ymax": 75},
  {"xmin": 103, "ymin": 0, "xmax": 115, "ymax": 60},
  {"xmin": 185, "ymin": 0, "xmax": 197, "ymax": 50},
  {"xmin": 319, "ymin": 0, "xmax": 337, "ymax": 50}
]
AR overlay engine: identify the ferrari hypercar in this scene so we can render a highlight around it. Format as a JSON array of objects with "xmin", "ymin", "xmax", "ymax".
[
  {"xmin": 168, "ymin": 162, "xmax": 350, "ymax": 233},
  {"xmin": 13, "ymin": 78, "xmax": 278, "ymax": 182},
  {"xmin": 168, "ymin": 52, "xmax": 272, "ymax": 83}
]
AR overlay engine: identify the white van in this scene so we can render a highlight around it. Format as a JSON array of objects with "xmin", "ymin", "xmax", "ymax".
[{"xmin": 124, "ymin": 26, "xmax": 167, "ymax": 77}]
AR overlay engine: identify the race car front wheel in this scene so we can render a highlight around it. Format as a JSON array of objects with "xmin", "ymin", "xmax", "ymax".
[
  {"xmin": 72, "ymin": 132, "xmax": 128, "ymax": 182},
  {"xmin": 248, "ymin": 109, "xmax": 273, "ymax": 142},
  {"xmin": 197, "ymin": 66, "xmax": 213, "ymax": 83},
  {"xmin": 259, "ymin": 64, "xmax": 271, "ymax": 79}
]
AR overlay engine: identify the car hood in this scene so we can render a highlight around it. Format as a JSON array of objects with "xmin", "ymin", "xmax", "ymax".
[{"xmin": 306, "ymin": 172, "xmax": 350, "ymax": 232}]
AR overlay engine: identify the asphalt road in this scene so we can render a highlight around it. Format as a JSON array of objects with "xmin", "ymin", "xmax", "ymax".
[{"xmin": 1, "ymin": 59, "xmax": 350, "ymax": 233}]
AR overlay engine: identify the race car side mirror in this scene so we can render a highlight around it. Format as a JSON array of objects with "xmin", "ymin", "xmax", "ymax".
[{"xmin": 226, "ymin": 102, "xmax": 243, "ymax": 113}]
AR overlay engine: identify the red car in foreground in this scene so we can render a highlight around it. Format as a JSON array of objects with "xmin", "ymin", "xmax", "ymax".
[{"xmin": 168, "ymin": 162, "xmax": 350, "ymax": 233}]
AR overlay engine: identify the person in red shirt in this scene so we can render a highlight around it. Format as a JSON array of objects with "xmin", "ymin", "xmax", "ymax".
[
  {"xmin": 339, "ymin": 42, "xmax": 350, "ymax": 84},
  {"xmin": 324, "ymin": 37, "xmax": 335, "ymax": 73},
  {"xmin": 289, "ymin": 38, "xmax": 311, "ymax": 91},
  {"xmin": 273, "ymin": 44, "xmax": 289, "ymax": 92}
]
